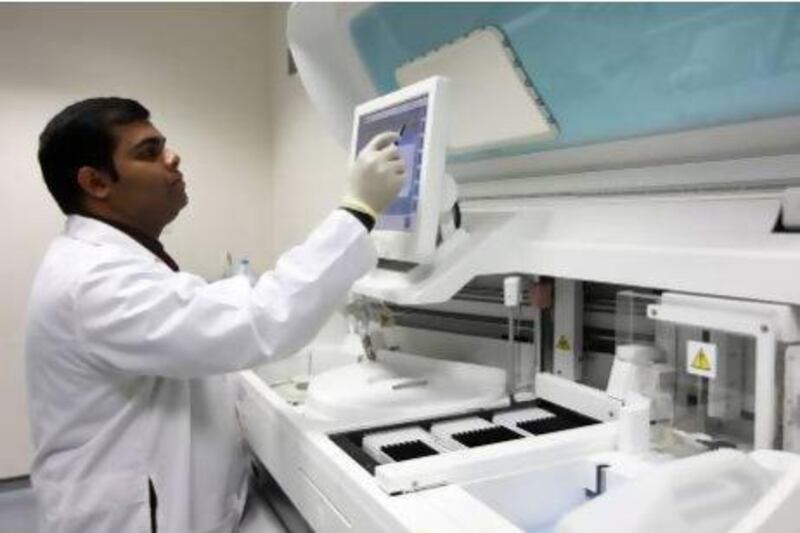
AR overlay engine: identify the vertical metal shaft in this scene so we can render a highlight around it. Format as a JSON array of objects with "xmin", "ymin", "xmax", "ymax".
[{"xmin": 507, "ymin": 308, "xmax": 516, "ymax": 396}]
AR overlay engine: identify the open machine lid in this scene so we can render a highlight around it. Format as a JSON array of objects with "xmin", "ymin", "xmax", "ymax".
[
  {"xmin": 289, "ymin": 4, "xmax": 800, "ymax": 305},
  {"xmin": 289, "ymin": 3, "xmax": 800, "ymax": 190}
]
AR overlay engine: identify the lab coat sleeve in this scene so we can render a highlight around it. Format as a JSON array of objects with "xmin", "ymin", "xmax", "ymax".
[{"xmin": 73, "ymin": 210, "xmax": 377, "ymax": 378}]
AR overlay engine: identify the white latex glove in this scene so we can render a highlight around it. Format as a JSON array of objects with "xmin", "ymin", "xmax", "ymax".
[{"xmin": 342, "ymin": 131, "xmax": 406, "ymax": 218}]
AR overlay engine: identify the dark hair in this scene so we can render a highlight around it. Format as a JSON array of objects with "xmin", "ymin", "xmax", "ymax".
[{"xmin": 38, "ymin": 97, "xmax": 150, "ymax": 214}]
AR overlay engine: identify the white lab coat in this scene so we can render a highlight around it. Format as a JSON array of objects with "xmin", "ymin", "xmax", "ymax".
[{"xmin": 25, "ymin": 211, "xmax": 376, "ymax": 533}]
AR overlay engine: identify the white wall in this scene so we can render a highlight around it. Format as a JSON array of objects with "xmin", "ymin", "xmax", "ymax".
[
  {"xmin": 264, "ymin": 5, "xmax": 351, "ymax": 255},
  {"xmin": 0, "ymin": 3, "xmax": 285, "ymax": 478}
]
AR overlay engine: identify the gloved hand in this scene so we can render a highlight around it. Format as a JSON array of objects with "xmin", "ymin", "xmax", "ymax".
[{"xmin": 341, "ymin": 131, "xmax": 406, "ymax": 219}]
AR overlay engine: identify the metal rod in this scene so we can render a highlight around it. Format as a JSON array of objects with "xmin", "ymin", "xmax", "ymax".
[
  {"xmin": 507, "ymin": 308, "xmax": 516, "ymax": 396},
  {"xmin": 755, "ymin": 331, "xmax": 776, "ymax": 449}
]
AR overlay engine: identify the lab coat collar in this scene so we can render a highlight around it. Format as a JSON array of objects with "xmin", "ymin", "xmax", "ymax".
[{"xmin": 65, "ymin": 215, "xmax": 162, "ymax": 264}]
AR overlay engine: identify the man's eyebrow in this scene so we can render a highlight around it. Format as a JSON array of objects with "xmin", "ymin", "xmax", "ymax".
[{"xmin": 130, "ymin": 135, "xmax": 166, "ymax": 151}]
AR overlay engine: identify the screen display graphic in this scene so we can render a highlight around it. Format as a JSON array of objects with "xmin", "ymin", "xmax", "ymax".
[{"xmin": 356, "ymin": 95, "xmax": 428, "ymax": 232}]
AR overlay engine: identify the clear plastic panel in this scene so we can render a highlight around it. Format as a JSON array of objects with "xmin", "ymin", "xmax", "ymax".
[
  {"xmin": 665, "ymin": 327, "xmax": 756, "ymax": 450},
  {"xmin": 615, "ymin": 290, "xmax": 660, "ymax": 348},
  {"xmin": 611, "ymin": 290, "xmax": 770, "ymax": 450}
]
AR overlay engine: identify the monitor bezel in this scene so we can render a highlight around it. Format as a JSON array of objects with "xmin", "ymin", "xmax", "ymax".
[{"xmin": 349, "ymin": 76, "xmax": 448, "ymax": 263}]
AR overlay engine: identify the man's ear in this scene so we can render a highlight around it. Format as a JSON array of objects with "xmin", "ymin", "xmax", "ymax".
[{"xmin": 76, "ymin": 166, "xmax": 113, "ymax": 200}]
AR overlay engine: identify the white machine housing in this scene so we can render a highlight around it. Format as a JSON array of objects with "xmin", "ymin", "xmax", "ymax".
[{"xmin": 237, "ymin": 4, "xmax": 800, "ymax": 533}]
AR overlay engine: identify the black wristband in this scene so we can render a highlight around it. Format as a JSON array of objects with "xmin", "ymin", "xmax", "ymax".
[{"xmin": 340, "ymin": 207, "xmax": 376, "ymax": 232}]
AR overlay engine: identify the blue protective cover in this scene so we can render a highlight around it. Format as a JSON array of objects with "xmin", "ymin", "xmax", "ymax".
[{"xmin": 350, "ymin": 3, "xmax": 800, "ymax": 162}]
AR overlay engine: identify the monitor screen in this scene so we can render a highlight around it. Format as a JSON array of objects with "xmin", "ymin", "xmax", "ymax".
[
  {"xmin": 350, "ymin": 76, "xmax": 448, "ymax": 264},
  {"xmin": 355, "ymin": 95, "xmax": 428, "ymax": 233}
]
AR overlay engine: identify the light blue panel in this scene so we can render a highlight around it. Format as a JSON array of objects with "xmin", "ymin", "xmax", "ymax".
[{"xmin": 350, "ymin": 3, "xmax": 800, "ymax": 162}]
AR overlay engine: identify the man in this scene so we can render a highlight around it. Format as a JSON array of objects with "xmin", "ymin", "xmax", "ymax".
[{"xmin": 25, "ymin": 97, "xmax": 405, "ymax": 532}]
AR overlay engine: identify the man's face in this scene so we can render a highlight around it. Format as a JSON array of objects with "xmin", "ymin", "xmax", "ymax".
[{"xmin": 106, "ymin": 120, "xmax": 187, "ymax": 235}]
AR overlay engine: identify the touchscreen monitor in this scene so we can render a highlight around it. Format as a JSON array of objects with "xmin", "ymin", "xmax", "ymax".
[{"xmin": 350, "ymin": 77, "xmax": 448, "ymax": 263}]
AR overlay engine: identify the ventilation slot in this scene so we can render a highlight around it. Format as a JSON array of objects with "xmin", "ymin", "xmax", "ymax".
[
  {"xmin": 452, "ymin": 426, "xmax": 524, "ymax": 448},
  {"xmin": 517, "ymin": 416, "xmax": 592, "ymax": 436},
  {"xmin": 381, "ymin": 440, "xmax": 439, "ymax": 461}
]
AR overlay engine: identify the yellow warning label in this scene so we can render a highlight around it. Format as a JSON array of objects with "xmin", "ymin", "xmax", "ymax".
[
  {"xmin": 687, "ymin": 341, "xmax": 717, "ymax": 379},
  {"xmin": 556, "ymin": 335, "xmax": 571, "ymax": 352},
  {"xmin": 691, "ymin": 349, "xmax": 712, "ymax": 372}
]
